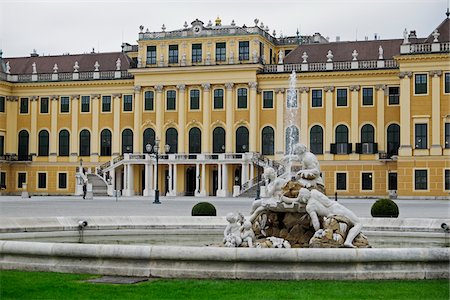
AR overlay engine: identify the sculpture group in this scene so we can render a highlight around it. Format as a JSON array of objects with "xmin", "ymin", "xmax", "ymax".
[{"xmin": 223, "ymin": 143, "xmax": 369, "ymax": 248}]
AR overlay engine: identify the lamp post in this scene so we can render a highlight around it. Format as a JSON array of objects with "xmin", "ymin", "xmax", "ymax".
[
  {"xmin": 147, "ymin": 138, "xmax": 170, "ymax": 204},
  {"xmin": 254, "ymin": 153, "xmax": 261, "ymax": 200}
]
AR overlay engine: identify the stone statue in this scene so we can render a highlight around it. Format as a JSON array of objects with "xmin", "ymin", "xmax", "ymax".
[
  {"xmin": 378, "ymin": 46, "xmax": 384, "ymax": 60},
  {"xmin": 278, "ymin": 50, "xmax": 284, "ymax": 64},
  {"xmin": 326, "ymin": 50, "xmax": 333, "ymax": 62},
  {"xmin": 291, "ymin": 143, "xmax": 325, "ymax": 192},
  {"xmin": 53, "ymin": 63, "xmax": 58, "ymax": 73},
  {"xmin": 137, "ymin": 56, "xmax": 142, "ymax": 68},
  {"xmin": 94, "ymin": 61, "xmax": 100, "ymax": 71},
  {"xmin": 73, "ymin": 61, "xmax": 79, "ymax": 72},
  {"xmin": 403, "ymin": 28, "xmax": 409, "ymax": 44},
  {"xmin": 116, "ymin": 58, "xmax": 121, "ymax": 70},
  {"xmin": 5, "ymin": 61, "xmax": 10, "ymax": 74},
  {"xmin": 223, "ymin": 212, "xmax": 243, "ymax": 247},
  {"xmin": 32, "ymin": 62, "xmax": 37, "ymax": 74},
  {"xmin": 241, "ymin": 220, "xmax": 256, "ymax": 247},
  {"xmin": 298, "ymin": 188, "xmax": 362, "ymax": 248}
]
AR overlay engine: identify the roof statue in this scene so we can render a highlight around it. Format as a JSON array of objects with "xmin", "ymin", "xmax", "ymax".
[
  {"xmin": 326, "ymin": 50, "xmax": 333, "ymax": 62},
  {"xmin": 378, "ymin": 46, "xmax": 384, "ymax": 59},
  {"xmin": 94, "ymin": 61, "xmax": 100, "ymax": 71},
  {"xmin": 352, "ymin": 50, "xmax": 358, "ymax": 61},
  {"xmin": 5, "ymin": 61, "xmax": 10, "ymax": 74},
  {"xmin": 32, "ymin": 62, "xmax": 37, "ymax": 74},
  {"xmin": 73, "ymin": 61, "xmax": 79, "ymax": 72},
  {"xmin": 53, "ymin": 63, "xmax": 58, "ymax": 73},
  {"xmin": 115, "ymin": 58, "xmax": 121, "ymax": 70}
]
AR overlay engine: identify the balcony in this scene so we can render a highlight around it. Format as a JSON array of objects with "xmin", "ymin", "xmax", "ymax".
[
  {"xmin": 330, "ymin": 143, "xmax": 352, "ymax": 155},
  {"xmin": 0, "ymin": 154, "xmax": 33, "ymax": 162},
  {"xmin": 355, "ymin": 143, "xmax": 379, "ymax": 154}
]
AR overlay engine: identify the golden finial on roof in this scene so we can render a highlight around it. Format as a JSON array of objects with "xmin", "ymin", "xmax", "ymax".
[{"xmin": 215, "ymin": 16, "xmax": 222, "ymax": 26}]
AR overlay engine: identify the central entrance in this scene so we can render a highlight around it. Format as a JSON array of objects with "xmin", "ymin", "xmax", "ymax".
[{"xmin": 185, "ymin": 167, "xmax": 196, "ymax": 196}]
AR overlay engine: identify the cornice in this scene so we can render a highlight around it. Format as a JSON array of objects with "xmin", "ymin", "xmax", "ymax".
[{"xmin": 11, "ymin": 79, "xmax": 134, "ymax": 89}]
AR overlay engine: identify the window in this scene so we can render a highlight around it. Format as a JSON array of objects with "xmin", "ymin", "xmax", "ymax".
[
  {"xmin": 213, "ymin": 89, "xmax": 224, "ymax": 109},
  {"xmin": 236, "ymin": 126, "xmax": 249, "ymax": 153},
  {"xmin": 336, "ymin": 173, "xmax": 347, "ymax": 190},
  {"xmin": 143, "ymin": 128, "xmax": 155, "ymax": 153},
  {"xmin": 263, "ymin": 91, "xmax": 273, "ymax": 109},
  {"xmin": 445, "ymin": 170, "xmax": 450, "ymax": 190},
  {"xmin": 237, "ymin": 88, "xmax": 247, "ymax": 109},
  {"xmin": 147, "ymin": 46, "xmax": 157, "ymax": 64},
  {"xmin": 122, "ymin": 129, "xmax": 133, "ymax": 154},
  {"xmin": 414, "ymin": 74, "xmax": 427, "ymax": 94},
  {"xmin": 123, "ymin": 95, "xmax": 133, "ymax": 111},
  {"xmin": 445, "ymin": 73, "xmax": 450, "ymax": 93},
  {"xmin": 18, "ymin": 130, "xmax": 29, "ymax": 161},
  {"xmin": 58, "ymin": 130, "xmax": 70, "ymax": 156},
  {"xmin": 40, "ymin": 97, "xmax": 49, "ymax": 113},
  {"xmin": 415, "ymin": 169, "xmax": 427, "ymax": 190},
  {"xmin": 190, "ymin": 89, "xmax": 200, "ymax": 110},
  {"xmin": 336, "ymin": 89, "xmax": 347, "ymax": 106},
  {"xmin": 79, "ymin": 130, "xmax": 90, "ymax": 156},
  {"xmin": 0, "ymin": 96, "xmax": 4, "ymax": 112},
  {"xmin": 311, "ymin": 89, "xmax": 322, "ymax": 107},
  {"xmin": 387, "ymin": 124, "xmax": 400, "ymax": 157},
  {"xmin": 362, "ymin": 87, "xmax": 373, "ymax": 106},
  {"xmin": 102, "ymin": 96, "xmax": 111, "ymax": 112},
  {"xmin": 445, "ymin": 123, "xmax": 450, "ymax": 149},
  {"xmin": 239, "ymin": 41, "xmax": 249, "ymax": 61},
  {"xmin": 361, "ymin": 124, "xmax": 375, "ymax": 144},
  {"xmin": 216, "ymin": 42, "xmax": 226, "ymax": 62},
  {"xmin": 18, "ymin": 172, "xmax": 26, "ymax": 188},
  {"xmin": 192, "ymin": 44, "xmax": 202, "ymax": 63},
  {"xmin": 332, "ymin": 125, "xmax": 350, "ymax": 154},
  {"xmin": 189, "ymin": 127, "xmax": 201, "ymax": 153},
  {"xmin": 213, "ymin": 127, "xmax": 225, "ymax": 153},
  {"xmin": 0, "ymin": 136, "xmax": 3, "ymax": 156},
  {"xmin": 20, "ymin": 97, "xmax": 28, "ymax": 113},
  {"xmin": 361, "ymin": 173, "xmax": 373, "ymax": 190},
  {"xmin": 414, "ymin": 123, "xmax": 427, "ymax": 149},
  {"xmin": 261, "ymin": 126, "xmax": 274, "ymax": 155},
  {"xmin": 166, "ymin": 90, "xmax": 176, "ymax": 110},
  {"xmin": 388, "ymin": 172, "xmax": 397, "ymax": 190},
  {"xmin": 166, "ymin": 128, "xmax": 178, "ymax": 153},
  {"xmin": 0, "ymin": 171, "xmax": 5, "ymax": 189},
  {"xmin": 100, "ymin": 129, "xmax": 112, "ymax": 156},
  {"xmin": 388, "ymin": 86, "xmax": 400, "ymax": 105},
  {"xmin": 60, "ymin": 96, "xmax": 70, "ymax": 113},
  {"xmin": 58, "ymin": 173, "xmax": 67, "ymax": 189},
  {"xmin": 168, "ymin": 45, "xmax": 178, "ymax": 64},
  {"xmin": 144, "ymin": 91, "xmax": 154, "ymax": 111},
  {"xmin": 336, "ymin": 125, "xmax": 348, "ymax": 144},
  {"xmin": 37, "ymin": 172, "xmax": 47, "ymax": 189},
  {"xmin": 285, "ymin": 125, "xmax": 299, "ymax": 154},
  {"xmin": 81, "ymin": 95, "xmax": 90, "ymax": 112},
  {"xmin": 287, "ymin": 89, "xmax": 297, "ymax": 108},
  {"xmin": 310, "ymin": 125, "xmax": 323, "ymax": 154},
  {"xmin": 38, "ymin": 130, "xmax": 49, "ymax": 156}
]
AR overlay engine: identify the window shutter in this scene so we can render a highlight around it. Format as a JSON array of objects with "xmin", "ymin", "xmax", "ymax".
[
  {"xmin": 330, "ymin": 143, "xmax": 337, "ymax": 154},
  {"xmin": 355, "ymin": 143, "xmax": 362, "ymax": 154},
  {"xmin": 373, "ymin": 143, "xmax": 378, "ymax": 154},
  {"xmin": 347, "ymin": 143, "xmax": 353, "ymax": 154}
]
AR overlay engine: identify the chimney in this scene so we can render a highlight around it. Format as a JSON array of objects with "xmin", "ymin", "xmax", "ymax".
[
  {"xmin": 408, "ymin": 30, "xmax": 417, "ymax": 38},
  {"xmin": 30, "ymin": 49, "xmax": 39, "ymax": 57}
]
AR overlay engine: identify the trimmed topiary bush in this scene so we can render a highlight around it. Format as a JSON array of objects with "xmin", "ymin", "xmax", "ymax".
[
  {"xmin": 191, "ymin": 202, "xmax": 217, "ymax": 216},
  {"xmin": 371, "ymin": 198, "xmax": 399, "ymax": 218}
]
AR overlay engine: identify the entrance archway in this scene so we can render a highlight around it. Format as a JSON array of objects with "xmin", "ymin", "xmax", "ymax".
[{"xmin": 185, "ymin": 167, "xmax": 196, "ymax": 196}]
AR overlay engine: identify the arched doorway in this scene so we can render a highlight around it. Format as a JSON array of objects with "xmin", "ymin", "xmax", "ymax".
[{"xmin": 185, "ymin": 166, "xmax": 196, "ymax": 196}]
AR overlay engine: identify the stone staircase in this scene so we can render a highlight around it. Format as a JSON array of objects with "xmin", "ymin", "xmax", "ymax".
[
  {"xmin": 239, "ymin": 183, "xmax": 262, "ymax": 198},
  {"xmin": 87, "ymin": 174, "xmax": 108, "ymax": 196}
]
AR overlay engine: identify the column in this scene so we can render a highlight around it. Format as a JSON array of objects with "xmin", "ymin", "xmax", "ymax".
[
  {"xmin": 225, "ymin": 83, "xmax": 234, "ymax": 152},
  {"xmin": 223, "ymin": 164, "xmax": 228, "ymax": 196},
  {"xmin": 275, "ymin": 88, "xmax": 285, "ymax": 158},
  {"xmin": 112, "ymin": 94, "xmax": 122, "ymax": 156},
  {"xmin": 324, "ymin": 86, "xmax": 334, "ymax": 160},
  {"xmin": 70, "ymin": 95, "xmax": 80, "ymax": 161},
  {"xmin": 299, "ymin": 87, "xmax": 309, "ymax": 146},
  {"xmin": 5, "ymin": 97, "xmax": 18, "ymax": 154},
  {"xmin": 376, "ymin": 85, "xmax": 386, "ymax": 152},
  {"xmin": 202, "ymin": 83, "xmax": 211, "ymax": 153},
  {"xmin": 249, "ymin": 82, "xmax": 258, "ymax": 152},
  {"xmin": 153, "ymin": 163, "xmax": 157, "ymax": 193},
  {"xmin": 133, "ymin": 86, "xmax": 142, "ymax": 154},
  {"xmin": 217, "ymin": 164, "xmax": 222, "ymax": 192},
  {"xmin": 430, "ymin": 70, "xmax": 442, "ymax": 156},
  {"xmin": 49, "ymin": 95, "xmax": 59, "ymax": 162},
  {"xmin": 195, "ymin": 163, "xmax": 200, "ymax": 194},
  {"xmin": 398, "ymin": 72, "xmax": 412, "ymax": 156},
  {"xmin": 200, "ymin": 163, "xmax": 206, "ymax": 195},
  {"xmin": 91, "ymin": 94, "xmax": 100, "ymax": 162},
  {"xmin": 128, "ymin": 164, "xmax": 134, "ymax": 196},
  {"xmin": 349, "ymin": 85, "xmax": 360, "ymax": 160},
  {"xmin": 110, "ymin": 169, "xmax": 116, "ymax": 191},
  {"xmin": 250, "ymin": 162, "xmax": 254, "ymax": 180},
  {"xmin": 172, "ymin": 164, "xmax": 177, "ymax": 196},
  {"xmin": 177, "ymin": 84, "xmax": 186, "ymax": 153},
  {"xmin": 168, "ymin": 163, "xmax": 173, "ymax": 195},
  {"xmin": 241, "ymin": 163, "xmax": 247, "ymax": 183},
  {"xmin": 143, "ymin": 162, "xmax": 150, "ymax": 196},
  {"xmin": 29, "ymin": 96, "xmax": 38, "ymax": 156},
  {"xmin": 123, "ymin": 163, "xmax": 128, "ymax": 191},
  {"xmin": 155, "ymin": 85, "xmax": 164, "ymax": 145}
]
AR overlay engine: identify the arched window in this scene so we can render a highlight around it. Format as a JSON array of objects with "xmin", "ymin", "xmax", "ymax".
[
  {"xmin": 261, "ymin": 126, "xmax": 274, "ymax": 155},
  {"xmin": 166, "ymin": 128, "xmax": 178, "ymax": 153},
  {"xmin": 122, "ymin": 129, "xmax": 133, "ymax": 154},
  {"xmin": 38, "ymin": 130, "xmax": 49, "ymax": 156},
  {"xmin": 285, "ymin": 125, "xmax": 299, "ymax": 154},
  {"xmin": 143, "ymin": 128, "xmax": 155, "ymax": 153},
  {"xmin": 79, "ymin": 130, "xmax": 91, "ymax": 156},
  {"xmin": 387, "ymin": 124, "xmax": 400, "ymax": 156},
  {"xmin": 310, "ymin": 125, "xmax": 323, "ymax": 154},
  {"xmin": 189, "ymin": 127, "xmax": 201, "ymax": 153},
  {"xmin": 212, "ymin": 127, "xmax": 225, "ymax": 153},
  {"xmin": 236, "ymin": 126, "xmax": 249, "ymax": 153},
  {"xmin": 59, "ymin": 130, "xmax": 70, "ymax": 156},
  {"xmin": 361, "ymin": 124, "xmax": 375, "ymax": 143},
  {"xmin": 335, "ymin": 125, "xmax": 349, "ymax": 143},
  {"xmin": 18, "ymin": 130, "xmax": 29, "ymax": 160},
  {"xmin": 100, "ymin": 129, "xmax": 112, "ymax": 156}
]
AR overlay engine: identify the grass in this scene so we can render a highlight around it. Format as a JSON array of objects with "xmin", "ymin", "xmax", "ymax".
[{"xmin": 0, "ymin": 270, "xmax": 448, "ymax": 300}]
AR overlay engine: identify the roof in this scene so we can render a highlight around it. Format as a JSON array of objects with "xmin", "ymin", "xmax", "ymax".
[{"xmin": 424, "ymin": 17, "xmax": 449, "ymax": 43}]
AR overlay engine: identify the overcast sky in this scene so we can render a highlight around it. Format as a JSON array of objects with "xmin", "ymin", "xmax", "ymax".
[{"xmin": 0, "ymin": 0, "xmax": 447, "ymax": 57}]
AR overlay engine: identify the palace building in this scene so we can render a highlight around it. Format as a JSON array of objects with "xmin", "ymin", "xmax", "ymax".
[{"xmin": 0, "ymin": 16, "xmax": 449, "ymax": 198}]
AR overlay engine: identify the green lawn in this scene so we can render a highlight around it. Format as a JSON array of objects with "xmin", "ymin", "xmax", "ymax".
[{"xmin": 0, "ymin": 270, "xmax": 448, "ymax": 300}]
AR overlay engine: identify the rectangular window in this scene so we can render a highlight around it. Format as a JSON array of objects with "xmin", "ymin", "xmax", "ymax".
[
  {"xmin": 58, "ymin": 173, "xmax": 67, "ymax": 189},
  {"xmin": 415, "ymin": 169, "xmax": 428, "ymax": 190},
  {"xmin": 414, "ymin": 74, "xmax": 427, "ymax": 94},
  {"xmin": 0, "ymin": 136, "xmax": 4, "ymax": 156},
  {"xmin": 102, "ymin": 96, "xmax": 111, "ymax": 112},
  {"xmin": 215, "ymin": 42, "xmax": 226, "ymax": 62},
  {"xmin": 167, "ymin": 90, "xmax": 176, "ymax": 110},
  {"xmin": 388, "ymin": 172, "xmax": 398, "ymax": 190},
  {"xmin": 192, "ymin": 44, "xmax": 202, "ymax": 63},
  {"xmin": 237, "ymin": 88, "xmax": 247, "ymax": 109},
  {"xmin": 311, "ymin": 89, "xmax": 322, "ymax": 107},
  {"xmin": 445, "ymin": 123, "xmax": 450, "ymax": 149},
  {"xmin": 60, "ymin": 96, "xmax": 70, "ymax": 113},
  {"xmin": 0, "ymin": 96, "xmax": 5, "ymax": 112},
  {"xmin": 336, "ymin": 173, "xmax": 347, "ymax": 191},
  {"xmin": 239, "ymin": 41, "xmax": 249, "ymax": 61},
  {"xmin": 18, "ymin": 172, "xmax": 26, "ymax": 188},
  {"xmin": 361, "ymin": 172, "xmax": 373, "ymax": 190},
  {"xmin": 445, "ymin": 73, "xmax": 450, "ymax": 93},
  {"xmin": 336, "ymin": 89, "xmax": 347, "ymax": 106},
  {"xmin": 388, "ymin": 86, "xmax": 400, "ymax": 105},
  {"xmin": 147, "ymin": 46, "xmax": 157, "ymax": 64},
  {"xmin": 414, "ymin": 123, "xmax": 427, "ymax": 149},
  {"xmin": 213, "ymin": 89, "xmax": 224, "ymax": 109},
  {"xmin": 263, "ymin": 91, "xmax": 274, "ymax": 108},
  {"xmin": 445, "ymin": 170, "xmax": 450, "ymax": 191},
  {"xmin": 123, "ymin": 95, "xmax": 133, "ymax": 112},
  {"xmin": 168, "ymin": 45, "xmax": 178, "ymax": 64},
  {"xmin": 38, "ymin": 172, "xmax": 47, "ymax": 189},
  {"xmin": 362, "ymin": 87, "xmax": 373, "ymax": 106},
  {"xmin": 0, "ymin": 172, "xmax": 5, "ymax": 189},
  {"xmin": 20, "ymin": 97, "xmax": 28, "ymax": 114},
  {"xmin": 40, "ymin": 97, "xmax": 49, "ymax": 113},
  {"xmin": 144, "ymin": 91, "xmax": 154, "ymax": 111},
  {"xmin": 190, "ymin": 89, "xmax": 200, "ymax": 110},
  {"xmin": 81, "ymin": 95, "xmax": 90, "ymax": 112}
]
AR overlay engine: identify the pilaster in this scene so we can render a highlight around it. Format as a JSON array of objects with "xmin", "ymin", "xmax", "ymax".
[
  {"xmin": 375, "ymin": 85, "xmax": 386, "ymax": 152},
  {"xmin": 133, "ymin": 86, "xmax": 142, "ymax": 154},
  {"xmin": 91, "ymin": 94, "xmax": 100, "ymax": 162},
  {"xmin": 248, "ymin": 82, "xmax": 258, "ymax": 152},
  {"xmin": 324, "ymin": 86, "xmax": 334, "ymax": 160},
  {"xmin": 112, "ymin": 94, "xmax": 122, "ymax": 156},
  {"xmin": 225, "ymin": 83, "xmax": 234, "ymax": 152},
  {"xmin": 5, "ymin": 96, "xmax": 18, "ymax": 154},
  {"xmin": 155, "ymin": 85, "xmax": 164, "ymax": 146},
  {"xmin": 398, "ymin": 72, "xmax": 412, "ymax": 156},
  {"xmin": 49, "ymin": 95, "xmax": 59, "ymax": 162},
  {"xmin": 349, "ymin": 85, "xmax": 360, "ymax": 160},
  {"xmin": 299, "ymin": 87, "xmax": 309, "ymax": 147},
  {"xmin": 177, "ymin": 84, "xmax": 186, "ymax": 153},
  {"xmin": 202, "ymin": 83, "xmax": 211, "ymax": 153},
  {"xmin": 275, "ymin": 88, "xmax": 285, "ymax": 159},
  {"xmin": 29, "ymin": 96, "xmax": 38, "ymax": 156},
  {"xmin": 430, "ymin": 70, "xmax": 442, "ymax": 155},
  {"xmin": 70, "ymin": 95, "xmax": 80, "ymax": 161}
]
